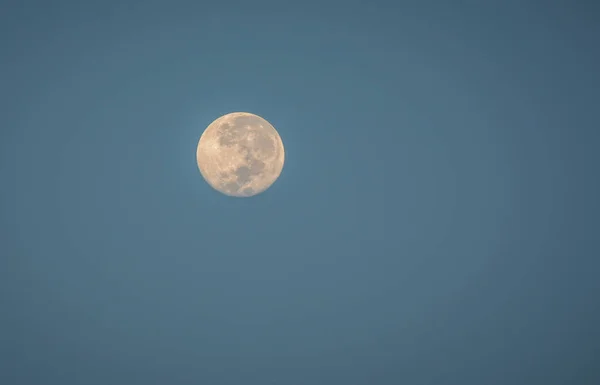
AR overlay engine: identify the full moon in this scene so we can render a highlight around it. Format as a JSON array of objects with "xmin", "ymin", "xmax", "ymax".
[{"xmin": 196, "ymin": 112, "xmax": 285, "ymax": 197}]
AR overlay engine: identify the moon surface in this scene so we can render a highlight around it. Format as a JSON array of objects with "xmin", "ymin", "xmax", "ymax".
[{"xmin": 196, "ymin": 112, "xmax": 285, "ymax": 197}]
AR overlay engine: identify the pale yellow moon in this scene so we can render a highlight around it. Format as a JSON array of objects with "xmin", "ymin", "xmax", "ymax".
[{"xmin": 196, "ymin": 112, "xmax": 285, "ymax": 197}]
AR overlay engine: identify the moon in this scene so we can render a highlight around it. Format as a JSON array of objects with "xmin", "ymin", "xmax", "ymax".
[{"xmin": 196, "ymin": 112, "xmax": 285, "ymax": 197}]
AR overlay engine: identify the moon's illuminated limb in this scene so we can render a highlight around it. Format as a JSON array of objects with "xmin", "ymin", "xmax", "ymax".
[{"xmin": 196, "ymin": 112, "xmax": 285, "ymax": 197}]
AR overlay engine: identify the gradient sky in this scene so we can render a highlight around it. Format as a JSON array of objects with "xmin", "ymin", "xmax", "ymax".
[{"xmin": 1, "ymin": 1, "xmax": 599, "ymax": 384}]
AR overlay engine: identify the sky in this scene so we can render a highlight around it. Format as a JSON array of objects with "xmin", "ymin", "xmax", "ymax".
[{"xmin": 1, "ymin": 1, "xmax": 599, "ymax": 384}]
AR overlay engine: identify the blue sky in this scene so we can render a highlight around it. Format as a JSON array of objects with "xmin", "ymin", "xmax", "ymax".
[{"xmin": 1, "ymin": 1, "xmax": 599, "ymax": 384}]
